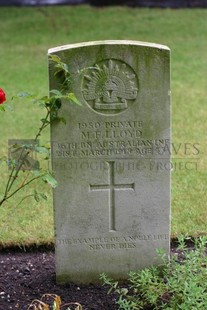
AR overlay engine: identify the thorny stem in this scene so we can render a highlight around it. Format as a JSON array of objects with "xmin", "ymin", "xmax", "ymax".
[
  {"xmin": 18, "ymin": 171, "xmax": 31, "ymax": 188},
  {"xmin": 6, "ymin": 142, "xmax": 32, "ymax": 193},
  {"xmin": 1, "ymin": 55, "xmax": 73, "ymax": 207},
  {"xmin": 0, "ymin": 107, "xmax": 51, "ymax": 207},
  {"xmin": 4, "ymin": 165, "xmax": 15, "ymax": 197},
  {"xmin": 4, "ymin": 140, "xmax": 27, "ymax": 199},
  {"xmin": 7, "ymin": 109, "xmax": 50, "ymax": 191},
  {"xmin": 1, "ymin": 174, "xmax": 44, "ymax": 204}
]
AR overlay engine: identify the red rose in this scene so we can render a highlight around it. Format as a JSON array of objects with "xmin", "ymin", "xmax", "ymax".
[{"xmin": 0, "ymin": 88, "xmax": 6, "ymax": 104}]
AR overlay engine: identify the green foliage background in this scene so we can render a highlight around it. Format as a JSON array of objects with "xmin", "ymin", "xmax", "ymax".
[{"xmin": 0, "ymin": 6, "xmax": 207, "ymax": 246}]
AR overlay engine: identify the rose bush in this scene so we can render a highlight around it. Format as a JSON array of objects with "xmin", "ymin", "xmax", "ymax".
[{"xmin": 0, "ymin": 55, "xmax": 80, "ymax": 207}]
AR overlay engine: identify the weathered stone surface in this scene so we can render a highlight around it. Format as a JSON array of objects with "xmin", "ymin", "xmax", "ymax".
[{"xmin": 48, "ymin": 40, "xmax": 171, "ymax": 284}]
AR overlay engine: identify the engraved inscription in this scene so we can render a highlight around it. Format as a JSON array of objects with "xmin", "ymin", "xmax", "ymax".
[
  {"xmin": 90, "ymin": 161, "xmax": 135, "ymax": 232},
  {"xmin": 82, "ymin": 59, "xmax": 138, "ymax": 114},
  {"xmin": 57, "ymin": 234, "xmax": 169, "ymax": 251},
  {"xmin": 51, "ymin": 120, "xmax": 171, "ymax": 159}
]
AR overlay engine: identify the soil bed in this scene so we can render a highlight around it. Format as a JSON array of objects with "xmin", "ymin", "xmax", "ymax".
[
  {"xmin": 0, "ymin": 243, "xmax": 194, "ymax": 310},
  {"xmin": 0, "ymin": 248, "xmax": 119, "ymax": 310}
]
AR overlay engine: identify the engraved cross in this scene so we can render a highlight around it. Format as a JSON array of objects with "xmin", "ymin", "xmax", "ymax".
[{"xmin": 90, "ymin": 161, "xmax": 135, "ymax": 232}]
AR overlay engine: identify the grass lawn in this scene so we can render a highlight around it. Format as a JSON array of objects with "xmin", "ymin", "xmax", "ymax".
[{"xmin": 0, "ymin": 6, "xmax": 207, "ymax": 246}]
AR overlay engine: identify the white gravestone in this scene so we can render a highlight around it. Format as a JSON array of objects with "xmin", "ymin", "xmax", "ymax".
[{"xmin": 48, "ymin": 40, "xmax": 171, "ymax": 284}]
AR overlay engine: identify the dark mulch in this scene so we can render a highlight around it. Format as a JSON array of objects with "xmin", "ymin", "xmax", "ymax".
[
  {"xmin": 0, "ymin": 248, "xmax": 118, "ymax": 310},
  {"xmin": 0, "ymin": 240, "xmax": 196, "ymax": 310}
]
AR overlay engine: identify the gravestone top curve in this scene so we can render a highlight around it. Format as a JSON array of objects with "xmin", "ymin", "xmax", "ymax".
[{"xmin": 48, "ymin": 40, "xmax": 170, "ymax": 54}]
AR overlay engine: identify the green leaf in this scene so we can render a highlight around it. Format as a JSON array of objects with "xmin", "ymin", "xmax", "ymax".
[
  {"xmin": 49, "ymin": 54, "xmax": 61, "ymax": 63},
  {"xmin": 50, "ymin": 89, "xmax": 63, "ymax": 96},
  {"xmin": 50, "ymin": 116, "xmax": 66, "ymax": 124},
  {"xmin": 62, "ymin": 63, "xmax": 69, "ymax": 73},
  {"xmin": 32, "ymin": 96, "xmax": 49, "ymax": 105},
  {"xmin": 59, "ymin": 117, "xmax": 66, "ymax": 124},
  {"xmin": 0, "ymin": 103, "xmax": 12, "ymax": 112},
  {"xmin": 33, "ymin": 191, "xmax": 47, "ymax": 202},
  {"xmin": 13, "ymin": 92, "xmax": 33, "ymax": 99},
  {"xmin": 44, "ymin": 142, "xmax": 51, "ymax": 149},
  {"xmin": 39, "ymin": 95, "xmax": 49, "ymax": 101},
  {"xmin": 54, "ymin": 69, "xmax": 65, "ymax": 79},
  {"xmin": 0, "ymin": 105, "xmax": 5, "ymax": 111},
  {"xmin": 41, "ymin": 118, "xmax": 50, "ymax": 125},
  {"xmin": 39, "ymin": 193, "xmax": 47, "ymax": 200},
  {"xmin": 53, "ymin": 98, "xmax": 62, "ymax": 109},
  {"xmin": 38, "ymin": 103, "xmax": 46, "ymax": 109},
  {"xmin": 35, "ymin": 146, "xmax": 49, "ymax": 154},
  {"xmin": 32, "ymin": 170, "xmax": 43, "ymax": 177},
  {"xmin": 34, "ymin": 190, "xmax": 40, "ymax": 202},
  {"xmin": 42, "ymin": 173, "xmax": 58, "ymax": 188},
  {"xmin": 68, "ymin": 93, "xmax": 81, "ymax": 106}
]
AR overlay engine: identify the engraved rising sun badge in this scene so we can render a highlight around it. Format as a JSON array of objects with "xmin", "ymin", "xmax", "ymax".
[{"xmin": 82, "ymin": 59, "xmax": 138, "ymax": 114}]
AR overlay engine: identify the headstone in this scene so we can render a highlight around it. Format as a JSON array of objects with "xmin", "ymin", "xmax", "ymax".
[{"xmin": 48, "ymin": 40, "xmax": 171, "ymax": 284}]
